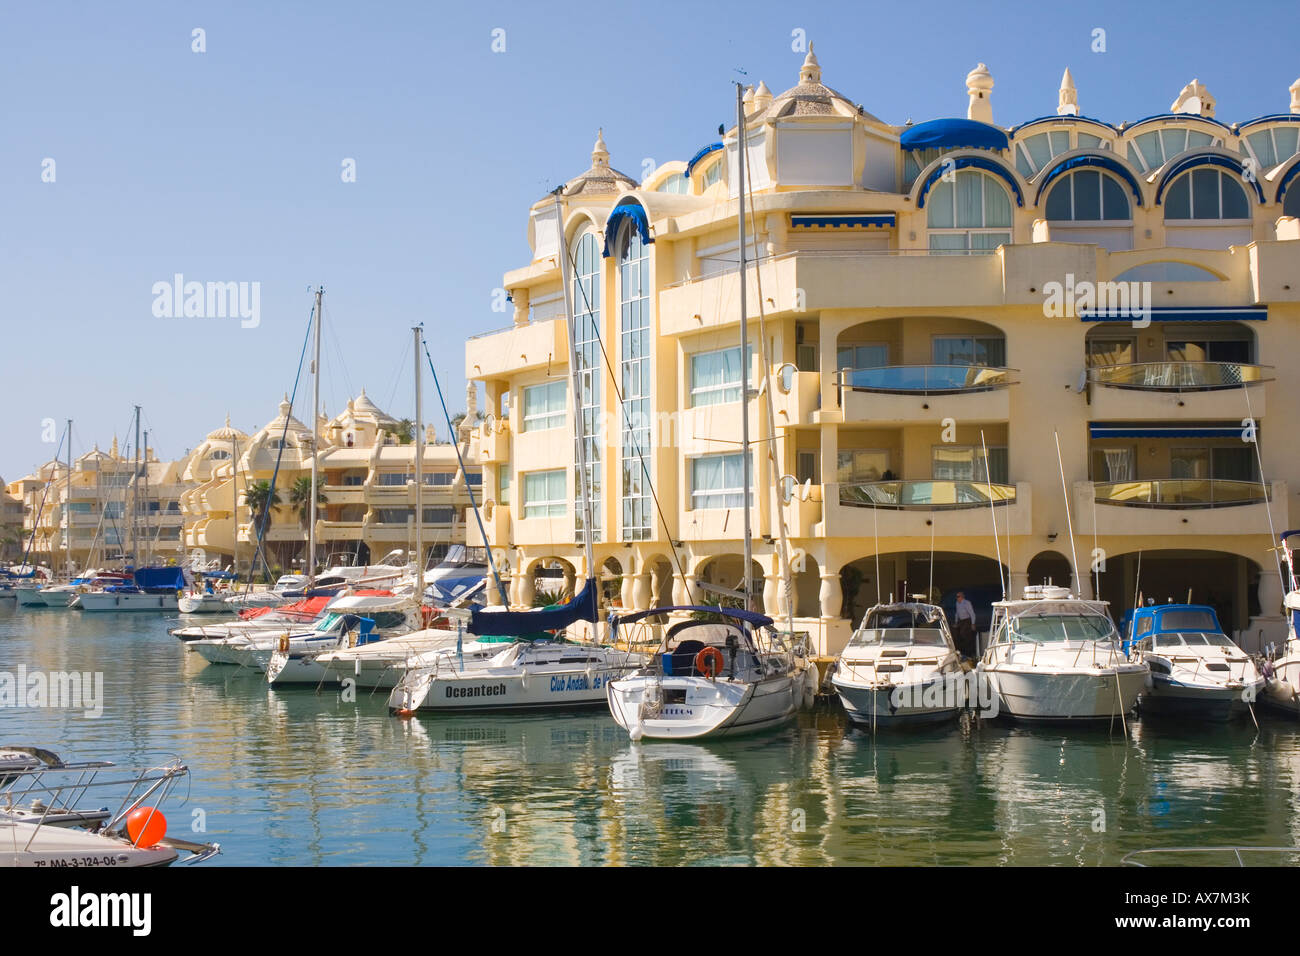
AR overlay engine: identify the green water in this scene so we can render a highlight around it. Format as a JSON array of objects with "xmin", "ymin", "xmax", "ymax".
[{"xmin": 3, "ymin": 603, "xmax": 1300, "ymax": 866}]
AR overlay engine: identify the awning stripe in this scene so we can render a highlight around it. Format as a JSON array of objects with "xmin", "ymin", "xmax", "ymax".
[
  {"xmin": 790, "ymin": 214, "xmax": 896, "ymax": 229},
  {"xmin": 685, "ymin": 142, "xmax": 723, "ymax": 176},
  {"xmin": 915, "ymin": 155, "xmax": 1024, "ymax": 208},
  {"xmin": 1035, "ymin": 153, "xmax": 1144, "ymax": 205},
  {"xmin": 1089, "ymin": 425, "xmax": 1248, "ymax": 439},
  {"xmin": 1080, "ymin": 306, "xmax": 1267, "ymax": 323},
  {"xmin": 1155, "ymin": 153, "xmax": 1265, "ymax": 204}
]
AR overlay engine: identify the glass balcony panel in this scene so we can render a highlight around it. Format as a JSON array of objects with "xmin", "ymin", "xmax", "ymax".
[
  {"xmin": 1093, "ymin": 478, "xmax": 1268, "ymax": 508},
  {"xmin": 841, "ymin": 365, "xmax": 1013, "ymax": 394},
  {"xmin": 840, "ymin": 479, "xmax": 1016, "ymax": 509},
  {"xmin": 1088, "ymin": 362, "xmax": 1268, "ymax": 391}
]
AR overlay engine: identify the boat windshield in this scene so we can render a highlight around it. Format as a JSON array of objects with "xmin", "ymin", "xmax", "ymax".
[
  {"xmin": 1151, "ymin": 631, "xmax": 1235, "ymax": 648},
  {"xmin": 313, "ymin": 612, "xmax": 341, "ymax": 632},
  {"xmin": 1009, "ymin": 613, "xmax": 1115, "ymax": 643},
  {"xmin": 848, "ymin": 627, "xmax": 948, "ymax": 648},
  {"xmin": 1159, "ymin": 609, "xmax": 1218, "ymax": 631}
]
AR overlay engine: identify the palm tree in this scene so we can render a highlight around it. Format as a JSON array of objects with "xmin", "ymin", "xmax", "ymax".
[
  {"xmin": 244, "ymin": 480, "xmax": 281, "ymax": 534},
  {"xmin": 391, "ymin": 419, "xmax": 415, "ymax": 444},
  {"xmin": 289, "ymin": 475, "xmax": 328, "ymax": 530}
]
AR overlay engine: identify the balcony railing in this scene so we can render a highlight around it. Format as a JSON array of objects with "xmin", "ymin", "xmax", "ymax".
[
  {"xmin": 838, "ymin": 365, "xmax": 1015, "ymax": 395},
  {"xmin": 1093, "ymin": 479, "xmax": 1269, "ymax": 508},
  {"xmin": 1088, "ymin": 362, "xmax": 1271, "ymax": 392},
  {"xmin": 840, "ymin": 479, "xmax": 1017, "ymax": 510}
]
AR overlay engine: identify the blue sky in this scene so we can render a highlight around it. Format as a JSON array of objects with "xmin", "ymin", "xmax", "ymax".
[{"xmin": 2, "ymin": 0, "xmax": 1295, "ymax": 480}]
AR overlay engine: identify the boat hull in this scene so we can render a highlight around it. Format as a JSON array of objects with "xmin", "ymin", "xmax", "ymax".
[
  {"xmin": 1140, "ymin": 676, "xmax": 1262, "ymax": 722},
  {"xmin": 0, "ymin": 821, "xmax": 177, "ymax": 867},
  {"xmin": 983, "ymin": 665, "xmax": 1147, "ymax": 722},
  {"xmin": 390, "ymin": 665, "xmax": 634, "ymax": 713},
  {"xmin": 832, "ymin": 676, "xmax": 962, "ymax": 727},
  {"xmin": 607, "ymin": 674, "xmax": 799, "ymax": 740},
  {"xmin": 1262, "ymin": 655, "xmax": 1300, "ymax": 716},
  {"xmin": 76, "ymin": 592, "xmax": 179, "ymax": 611}
]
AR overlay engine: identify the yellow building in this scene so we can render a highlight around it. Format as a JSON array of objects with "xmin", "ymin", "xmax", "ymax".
[
  {"xmin": 467, "ymin": 50, "xmax": 1300, "ymax": 654},
  {"xmin": 179, "ymin": 390, "xmax": 484, "ymax": 575}
]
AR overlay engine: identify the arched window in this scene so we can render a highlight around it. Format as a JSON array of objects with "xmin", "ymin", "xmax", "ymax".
[
  {"xmin": 655, "ymin": 172, "xmax": 688, "ymax": 194},
  {"xmin": 572, "ymin": 231, "xmax": 602, "ymax": 542},
  {"xmin": 1164, "ymin": 169, "xmax": 1250, "ymax": 221},
  {"xmin": 1284, "ymin": 183, "xmax": 1300, "ymax": 219},
  {"xmin": 618, "ymin": 226, "xmax": 651, "ymax": 540},
  {"xmin": 1045, "ymin": 170, "xmax": 1130, "ymax": 221},
  {"xmin": 208, "ymin": 449, "xmax": 231, "ymax": 461},
  {"xmin": 926, "ymin": 170, "xmax": 1012, "ymax": 253}
]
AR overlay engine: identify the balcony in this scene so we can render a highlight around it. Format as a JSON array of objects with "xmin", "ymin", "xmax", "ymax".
[
  {"xmin": 839, "ymin": 366, "xmax": 1013, "ymax": 425},
  {"xmin": 823, "ymin": 480, "xmax": 1032, "ymax": 539},
  {"xmin": 1088, "ymin": 362, "xmax": 1270, "ymax": 420},
  {"xmin": 321, "ymin": 484, "xmax": 367, "ymax": 505},
  {"xmin": 318, "ymin": 520, "xmax": 364, "ymax": 542},
  {"xmin": 468, "ymin": 500, "xmax": 510, "ymax": 549},
  {"xmin": 479, "ymin": 419, "xmax": 511, "ymax": 464},
  {"xmin": 1074, "ymin": 479, "xmax": 1288, "ymax": 537}
]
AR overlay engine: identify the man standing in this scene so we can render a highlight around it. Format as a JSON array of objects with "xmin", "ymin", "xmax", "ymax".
[{"xmin": 953, "ymin": 590, "xmax": 977, "ymax": 658}]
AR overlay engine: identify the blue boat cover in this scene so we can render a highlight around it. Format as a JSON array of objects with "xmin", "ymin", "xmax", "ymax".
[
  {"xmin": 134, "ymin": 567, "xmax": 186, "ymax": 591},
  {"xmin": 470, "ymin": 577, "xmax": 599, "ymax": 637}
]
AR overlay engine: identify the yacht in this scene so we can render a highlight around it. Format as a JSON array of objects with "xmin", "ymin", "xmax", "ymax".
[
  {"xmin": 978, "ymin": 585, "xmax": 1148, "ymax": 722},
  {"xmin": 424, "ymin": 545, "xmax": 490, "ymax": 604},
  {"xmin": 171, "ymin": 594, "xmax": 334, "ymax": 642},
  {"xmin": 830, "ymin": 601, "xmax": 966, "ymax": 728},
  {"xmin": 605, "ymin": 605, "xmax": 813, "ymax": 740},
  {"xmin": 28, "ymin": 571, "xmax": 132, "ymax": 608},
  {"xmin": 1123, "ymin": 603, "xmax": 1264, "ymax": 721},
  {"xmin": 74, "ymin": 566, "xmax": 190, "ymax": 611},
  {"xmin": 1262, "ymin": 530, "xmax": 1300, "ymax": 716}
]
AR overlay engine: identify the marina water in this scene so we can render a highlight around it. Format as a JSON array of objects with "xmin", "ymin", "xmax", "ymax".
[{"xmin": 4, "ymin": 604, "xmax": 1300, "ymax": 866}]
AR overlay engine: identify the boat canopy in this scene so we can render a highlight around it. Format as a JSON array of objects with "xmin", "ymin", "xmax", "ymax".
[
  {"xmin": 134, "ymin": 567, "xmax": 187, "ymax": 591},
  {"xmin": 469, "ymin": 577, "xmax": 598, "ymax": 637},
  {"xmin": 610, "ymin": 605, "xmax": 774, "ymax": 630}
]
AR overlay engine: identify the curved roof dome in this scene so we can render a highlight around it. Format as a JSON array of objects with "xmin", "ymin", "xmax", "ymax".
[
  {"xmin": 768, "ymin": 44, "xmax": 879, "ymax": 122},
  {"xmin": 205, "ymin": 415, "xmax": 248, "ymax": 442},
  {"xmin": 561, "ymin": 129, "xmax": 638, "ymax": 197}
]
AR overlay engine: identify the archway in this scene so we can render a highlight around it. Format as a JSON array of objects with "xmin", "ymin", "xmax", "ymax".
[
  {"xmin": 1026, "ymin": 550, "xmax": 1074, "ymax": 591},
  {"xmin": 695, "ymin": 554, "xmax": 766, "ymax": 614},
  {"xmin": 840, "ymin": 551, "xmax": 1007, "ymax": 627},
  {"xmin": 1094, "ymin": 549, "xmax": 1268, "ymax": 638}
]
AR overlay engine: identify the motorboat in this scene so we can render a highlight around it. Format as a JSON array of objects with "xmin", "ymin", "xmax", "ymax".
[
  {"xmin": 605, "ymin": 606, "xmax": 815, "ymax": 741},
  {"xmin": 0, "ymin": 747, "xmax": 219, "ymax": 867},
  {"xmin": 1262, "ymin": 530, "xmax": 1300, "ymax": 716},
  {"xmin": 171, "ymin": 594, "xmax": 334, "ymax": 642},
  {"xmin": 74, "ymin": 566, "xmax": 190, "ymax": 611},
  {"xmin": 978, "ymin": 585, "xmax": 1148, "ymax": 722},
  {"xmin": 830, "ymin": 601, "xmax": 967, "ymax": 729},
  {"xmin": 1123, "ymin": 603, "xmax": 1264, "ymax": 721},
  {"xmin": 30, "ymin": 571, "xmax": 133, "ymax": 608},
  {"xmin": 178, "ymin": 570, "xmax": 240, "ymax": 613},
  {"xmin": 424, "ymin": 545, "xmax": 490, "ymax": 604}
]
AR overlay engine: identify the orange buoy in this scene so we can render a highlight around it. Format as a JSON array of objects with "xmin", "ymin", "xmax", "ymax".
[
  {"xmin": 125, "ymin": 807, "xmax": 167, "ymax": 848},
  {"xmin": 694, "ymin": 646, "xmax": 726, "ymax": 680}
]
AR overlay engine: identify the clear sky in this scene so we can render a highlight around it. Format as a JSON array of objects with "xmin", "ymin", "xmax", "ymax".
[{"xmin": 3, "ymin": 0, "xmax": 1295, "ymax": 480}]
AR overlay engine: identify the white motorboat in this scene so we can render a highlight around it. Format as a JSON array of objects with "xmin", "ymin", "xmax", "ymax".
[
  {"xmin": 978, "ymin": 585, "xmax": 1148, "ymax": 722},
  {"xmin": 1262, "ymin": 530, "xmax": 1300, "ymax": 716},
  {"xmin": 388, "ymin": 637, "xmax": 643, "ymax": 714},
  {"xmin": 1124, "ymin": 603, "xmax": 1263, "ymax": 721},
  {"xmin": 31, "ymin": 571, "xmax": 133, "ymax": 608},
  {"xmin": 830, "ymin": 601, "xmax": 967, "ymax": 729},
  {"xmin": 178, "ymin": 591, "xmax": 233, "ymax": 613},
  {"xmin": 171, "ymin": 594, "xmax": 335, "ymax": 642},
  {"xmin": 75, "ymin": 566, "xmax": 189, "ymax": 612},
  {"xmin": 313, "ymin": 626, "xmax": 493, "ymax": 689},
  {"xmin": 606, "ymin": 605, "xmax": 814, "ymax": 741}
]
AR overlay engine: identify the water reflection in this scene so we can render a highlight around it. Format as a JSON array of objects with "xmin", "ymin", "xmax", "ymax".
[{"xmin": 2, "ymin": 603, "xmax": 1299, "ymax": 866}]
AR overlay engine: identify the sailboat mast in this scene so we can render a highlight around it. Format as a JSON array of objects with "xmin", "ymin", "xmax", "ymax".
[
  {"xmin": 553, "ymin": 191, "xmax": 596, "ymax": 583},
  {"xmin": 736, "ymin": 83, "xmax": 753, "ymax": 612},
  {"xmin": 309, "ymin": 287, "xmax": 323, "ymax": 585},
  {"xmin": 413, "ymin": 325, "xmax": 424, "ymax": 592},
  {"xmin": 65, "ymin": 418, "xmax": 72, "ymax": 582},
  {"xmin": 132, "ymin": 404, "xmax": 141, "ymax": 570}
]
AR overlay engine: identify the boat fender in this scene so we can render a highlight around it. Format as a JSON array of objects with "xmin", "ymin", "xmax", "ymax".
[
  {"xmin": 1143, "ymin": 671, "xmax": 1154, "ymax": 691},
  {"xmin": 695, "ymin": 647, "xmax": 725, "ymax": 680},
  {"xmin": 520, "ymin": 668, "xmax": 529, "ymax": 690},
  {"xmin": 278, "ymin": 634, "xmax": 290, "ymax": 653}
]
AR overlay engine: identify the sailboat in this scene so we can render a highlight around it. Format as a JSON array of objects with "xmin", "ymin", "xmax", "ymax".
[
  {"xmin": 1262, "ymin": 529, "xmax": 1300, "ymax": 716},
  {"xmin": 606, "ymin": 83, "xmax": 812, "ymax": 741},
  {"xmin": 386, "ymin": 218, "xmax": 642, "ymax": 715}
]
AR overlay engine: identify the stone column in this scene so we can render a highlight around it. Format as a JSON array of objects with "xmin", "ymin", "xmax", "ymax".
[
  {"xmin": 516, "ymin": 567, "xmax": 535, "ymax": 608},
  {"xmin": 674, "ymin": 573, "xmax": 697, "ymax": 607},
  {"xmin": 511, "ymin": 288, "xmax": 529, "ymax": 328},
  {"xmin": 763, "ymin": 573, "xmax": 780, "ymax": 619},
  {"xmin": 631, "ymin": 571, "xmax": 651, "ymax": 612},
  {"xmin": 819, "ymin": 568, "xmax": 842, "ymax": 620}
]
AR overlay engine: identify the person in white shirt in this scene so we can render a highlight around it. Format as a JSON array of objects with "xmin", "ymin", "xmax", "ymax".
[{"xmin": 953, "ymin": 591, "xmax": 977, "ymax": 657}]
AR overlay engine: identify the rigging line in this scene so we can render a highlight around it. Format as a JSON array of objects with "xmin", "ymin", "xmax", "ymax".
[
  {"xmin": 386, "ymin": 335, "xmax": 413, "ymax": 421},
  {"xmin": 1053, "ymin": 430, "xmax": 1081, "ymax": 596},
  {"xmin": 19, "ymin": 425, "xmax": 69, "ymax": 572},
  {"xmin": 1243, "ymin": 384, "xmax": 1285, "ymax": 596},
  {"xmin": 563, "ymin": 222, "xmax": 693, "ymax": 604},
  {"xmin": 321, "ymin": 300, "xmax": 356, "ymax": 402},
  {"xmin": 420, "ymin": 335, "xmax": 508, "ymax": 605}
]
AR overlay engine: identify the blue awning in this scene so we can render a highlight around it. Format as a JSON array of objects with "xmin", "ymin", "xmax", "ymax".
[
  {"xmin": 602, "ymin": 202, "xmax": 653, "ymax": 258},
  {"xmin": 790, "ymin": 214, "xmax": 896, "ymax": 229},
  {"xmin": 1155, "ymin": 153, "xmax": 1265, "ymax": 205},
  {"xmin": 685, "ymin": 142, "xmax": 723, "ymax": 176},
  {"xmin": 1239, "ymin": 115, "xmax": 1300, "ymax": 131},
  {"xmin": 1088, "ymin": 424, "xmax": 1248, "ymax": 439},
  {"xmin": 469, "ymin": 577, "xmax": 598, "ymax": 637},
  {"xmin": 915, "ymin": 155, "xmax": 1023, "ymax": 208},
  {"xmin": 1009, "ymin": 116, "xmax": 1117, "ymax": 137},
  {"xmin": 1275, "ymin": 160, "xmax": 1300, "ymax": 205},
  {"xmin": 901, "ymin": 119, "xmax": 1008, "ymax": 151},
  {"xmin": 1080, "ymin": 306, "xmax": 1267, "ymax": 323},
  {"xmin": 1035, "ymin": 154, "xmax": 1144, "ymax": 205}
]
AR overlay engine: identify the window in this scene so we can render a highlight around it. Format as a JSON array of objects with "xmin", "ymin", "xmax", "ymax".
[
  {"xmin": 700, "ymin": 159, "xmax": 722, "ymax": 188},
  {"xmin": 836, "ymin": 343, "xmax": 889, "ymax": 371},
  {"xmin": 837, "ymin": 449, "xmax": 890, "ymax": 483},
  {"xmin": 619, "ymin": 225, "xmax": 652, "ymax": 540},
  {"xmin": 373, "ymin": 508, "xmax": 412, "ymax": 524},
  {"xmin": 1245, "ymin": 126, "xmax": 1300, "ymax": 169},
  {"xmin": 1044, "ymin": 170, "xmax": 1130, "ymax": 221},
  {"xmin": 522, "ymin": 380, "xmax": 566, "ymax": 431},
  {"xmin": 523, "ymin": 469, "xmax": 566, "ymax": 518},
  {"xmin": 1285, "ymin": 187, "xmax": 1300, "ymax": 220},
  {"xmin": 1164, "ymin": 169, "xmax": 1250, "ymax": 220},
  {"xmin": 796, "ymin": 452, "xmax": 819, "ymax": 484},
  {"xmin": 103, "ymin": 502, "xmax": 124, "ymax": 519},
  {"xmin": 656, "ymin": 172, "xmax": 689, "ymax": 194},
  {"xmin": 1086, "ymin": 337, "xmax": 1135, "ymax": 367},
  {"xmin": 933, "ymin": 335, "xmax": 1005, "ymax": 367},
  {"xmin": 425, "ymin": 472, "xmax": 453, "ymax": 486},
  {"xmin": 465, "ymin": 472, "xmax": 482, "ymax": 486},
  {"xmin": 1171, "ymin": 446, "xmax": 1255, "ymax": 482},
  {"xmin": 421, "ymin": 507, "xmax": 454, "ymax": 524},
  {"xmin": 498, "ymin": 465, "xmax": 510, "ymax": 506},
  {"xmin": 209, "ymin": 449, "xmax": 231, "ymax": 460},
  {"xmin": 927, "ymin": 170, "xmax": 1012, "ymax": 253},
  {"xmin": 1165, "ymin": 339, "xmax": 1251, "ymax": 364},
  {"xmin": 932, "ymin": 445, "xmax": 1008, "ymax": 484},
  {"xmin": 1091, "ymin": 447, "xmax": 1136, "ymax": 481},
  {"xmin": 690, "ymin": 453, "xmax": 751, "ymax": 509},
  {"xmin": 1127, "ymin": 127, "xmax": 1217, "ymax": 172},
  {"xmin": 573, "ymin": 231, "xmax": 603, "ymax": 543},
  {"xmin": 690, "ymin": 346, "xmax": 749, "ymax": 406},
  {"xmin": 1013, "ymin": 131, "xmax": 1072, "ymax": 177},
  {"xmin": 376, "ymin": 473, "xmax": 411, "ymax": 486},
  {"xmin": 342, "ymin": 473, "xmax": 366, "ymax": 486}
]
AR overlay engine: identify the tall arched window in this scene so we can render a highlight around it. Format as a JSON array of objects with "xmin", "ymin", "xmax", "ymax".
[
  {"xmin": 1283, "ymin": 183, "xmax": 1300, "ymax": 219},
  {"xmin": 1164, "ymin": 169, "xmax": 1250, "ymax": 221},
  {"xmin": 1044, "ymin": 169, "xmax": 1134, "ymax": 251},
  {"xmin": 618, "ymin": 226, "xmax": 651, "ymax": 541},
  {"xmin": 572, "ymin": 231, "xmax": 602, "ymax": 542},
  {"xmin": 927, "ymin": 170, "xmax": 1013, "ymax": 253}
]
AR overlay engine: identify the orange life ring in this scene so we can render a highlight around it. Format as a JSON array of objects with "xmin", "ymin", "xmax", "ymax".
[{"xmin": 695, "ymin": 647, "xmax": 725, "ymax": 679}]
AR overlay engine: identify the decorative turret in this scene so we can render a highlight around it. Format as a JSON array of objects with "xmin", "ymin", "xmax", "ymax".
[
  {"xmin": 591, "ymin": 128, "xmax": 609, "ymax": 170},
  {"xmin": 753, "ymin": 80, "xmax": 772, "ymax": 113},
  {"xmin": 799, "ymin": 44, "xmax": 822, "ymax": 85},
  {"xmin": 966, "ymin": 63, "xmax": 994, "ymax": 123},
  {"xmin": 1171, "ymin": 78, "xmax": 1215, "ymax": 117},
  {"xmin": 1058, "ymin": 68, "xmax": 1078, "ymax": 116}
]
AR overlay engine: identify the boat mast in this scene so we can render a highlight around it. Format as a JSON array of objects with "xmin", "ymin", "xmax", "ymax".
[
  {"xmin": 132, "ymin": 404, "xmax": 141, "ymax": 570},
  {"xmin": 413, "ymin": 325, "xmax": 424, "ymax": 592},
  {"xmin": 553, "ymin": 190, "xmax": 597, "ymax": 588},
  {"xmin": 736, "ymin": 83, "xmax": 753, "ymax": 612},
  {"xmin": 231, "ymin": 430, "xmax": 239, "ymax": 577},
  {"xmin": 65, "ymin": 418, "xmax": 72, "ymax": 582},
  {"xmin": 308, "ymin": 287, "xmax": 323, "ymax": 586},
  {"xmin": 143, "ymin": 428, "xmax": 151, "ymax": 566}
]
